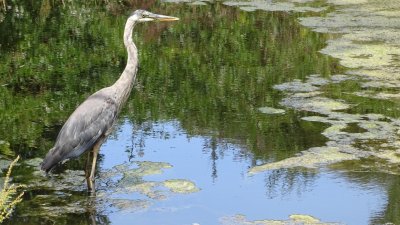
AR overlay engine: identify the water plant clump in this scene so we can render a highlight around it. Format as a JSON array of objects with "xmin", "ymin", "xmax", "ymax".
[
  {"xmin": 223, "ymin": 0, "xmax": 327, "ymax": 13},
  {"xmin": 253, "ymin": 74, "xmax": 400, "ymax": 174},
  {"xmin": 220, "ymin": 214, "xmax": 340, "ymax": 225},
  {"xmin": 249, "ymin": 146, "xmax": 358, "ymax": 173},
  {"xmin": 13, "ymin": 159, "xmax": 200, "ymax": 219},
  {"xmin": 298, "ymin": 0, "xmax": 400, "ymax": 91},
  {"xmin": 274, "ymin": 79, "xmax": 320, "ymax": 93},
  {"xmin": 258, "ymin": 106, "xmax": 285, "ymax": 115},
  {"xmin": 163, "ymin": 179, "xmax": 200, "ymax": 193},
  {"xmin": 106, "ymin": 161, "xmax": 200, "ymax": 198},
  {"xmin": 109, "ymin": 199, "xmax": 151, "ymax": 212}
]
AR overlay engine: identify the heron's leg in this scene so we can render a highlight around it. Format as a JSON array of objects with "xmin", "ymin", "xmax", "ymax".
[
  {"xmin": 87, "ymin": 141, "xmax": 101, "ymax": 193},
  {"xmin": 85, "ymin": 150, "xmax": 92, "ymax": 189}
]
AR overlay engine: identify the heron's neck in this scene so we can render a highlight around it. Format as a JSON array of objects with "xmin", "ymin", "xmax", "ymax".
[{"xmin": 114, "ymin": 18, "xmax": 138, "ymax": 105}]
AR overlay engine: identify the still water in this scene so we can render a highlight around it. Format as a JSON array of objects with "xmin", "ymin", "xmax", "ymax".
[{"xmin": 0, "ymin": 1, "xmax": 399, "ymax": 225}]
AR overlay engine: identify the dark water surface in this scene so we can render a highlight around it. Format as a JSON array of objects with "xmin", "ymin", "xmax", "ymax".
[{"xmin": 0, "ymin": 1, "xmax": 399, "ymax": 225}]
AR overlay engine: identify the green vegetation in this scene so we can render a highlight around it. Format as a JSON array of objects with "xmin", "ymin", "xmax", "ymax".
[
  {"xmin": 0, "ymin": 1, "xmax": 339, "ymax": 162},
  {"xmin": 0, "ymin": 156, "xmax": 24, "ymax": 223},
  {"xmin": 1, "ymin": 0, "xmax": 400, "ymax": 224}
]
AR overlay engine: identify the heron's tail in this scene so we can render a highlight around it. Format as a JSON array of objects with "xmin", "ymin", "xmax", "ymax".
[{"xmin": 40, "ymin": 147, "xmax": 62, "ymax": 173}]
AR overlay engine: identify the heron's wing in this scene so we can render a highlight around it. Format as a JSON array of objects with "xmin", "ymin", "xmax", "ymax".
[
  {"xmin": 58, "ymin": 91, "xmax": 118, "ymax": 157},
  {"xmin": 46, "ymin": 90, "xmax": 118, "ymax": 164}
]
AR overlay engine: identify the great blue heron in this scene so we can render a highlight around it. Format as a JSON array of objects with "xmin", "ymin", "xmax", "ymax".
[{"xmin": 40, "ymin": 10, "xmax": 179, "ymax": 192}]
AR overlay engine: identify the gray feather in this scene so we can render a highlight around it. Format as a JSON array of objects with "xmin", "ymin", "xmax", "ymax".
[{"xmin": 41, "ymin": 88, "xmax": 118, "ymax": 172}]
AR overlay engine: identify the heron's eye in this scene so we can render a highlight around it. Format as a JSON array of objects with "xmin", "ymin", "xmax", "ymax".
[{"xmin": 142, "ymin": 14, "xmax": 148, "ymax": 18}]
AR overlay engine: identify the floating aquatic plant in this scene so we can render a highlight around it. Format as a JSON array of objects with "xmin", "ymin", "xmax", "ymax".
[
  {"xmin": 223, "ymin": 0, "xmax": 327, "ymax": 13},
  {"xmin": 253, "ymin": 74, "xmax": 400, "ymax": 174},
  {"xmin": 249, "ymin": 146, "xmax": 358, "ymax": 173},
  {"xmin": 163, "ymin": 179, "xmax": 200, "ymax": 193},
  {"xmin": 258, "ymin": 107, "xmax": 285, "ymax": 115},
  {"xmin": 13, "ymin": 158, "xmax": 200, "ymax": 219},
  {"xmin": 220, "ymin": 214, "xmax": 340, "ymax": 225}
]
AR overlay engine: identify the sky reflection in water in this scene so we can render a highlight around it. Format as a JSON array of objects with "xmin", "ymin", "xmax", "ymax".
[{"xmin": 101, "ymin": 119, "xmax": 385, "ymax": 225}]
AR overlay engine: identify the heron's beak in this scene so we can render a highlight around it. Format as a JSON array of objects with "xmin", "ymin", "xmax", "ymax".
[{"xmin": 151, "ymin": 13, "xmax": 179, "ymax": 22}]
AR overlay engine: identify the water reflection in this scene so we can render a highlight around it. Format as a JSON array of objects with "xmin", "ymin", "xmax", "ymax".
[
  {"xmin": 98, "ymin": 120, "xmax": 388, "ymax": 225},
  {"xmin": 0, "ymin": 0, "xmax": 399, "ymax": 224}
]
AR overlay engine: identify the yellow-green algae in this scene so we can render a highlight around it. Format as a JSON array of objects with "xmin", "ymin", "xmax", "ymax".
[
  {"xmin": 223, "ymin": 0, "xmax": 327, "ymax": 13},
  {"xmin": 220, "ymin": 214, "xmax": 341, "ymax": 225},
  {"xmin": 274, "ymin": 76, "xmax": 351, "ymax": 115},
  {"xmin": 354, "ymin": 91, "xmax": 400, "ymax": 100},
  {"xmin": 258, "ymin": 107, "xmax": 285, "ymax": 115},
  {"xmin": 162, "ymin": 0, "xmax": 211, "ymax": 5},
  {"xmin": 297, "ymin": 0, "xmax": 400, "ymax": 90},
  {"xmin": 123, "ymin": 161, "xmax": 173, "ymax": 177},
  {"xmin": 254, "ymin": 74, "xmax": 400, "ymax": 174},
  {"xmin": 224, "ymin": 0, "xmax": 400, "ymax": 87},
  {"xmin": 249, "ymin": 146, "xmax": 357, "ymax": 174},
  {"xmin": 117, "ymin": 181, "xmax": 166, "ymax": 200},
  {"xmin": 110, "ymin": 199, "xmax": 151, "ymax": 212},
  {"xmin": 104, "ymin": 161, "xmax": 200, "ymax": 199},
  {"xmin": 226, "ymin": 0, "xmax": 400, "ymax": 93},
  {"xmin": 163, "ymin": 179, "xmax": 200, "ymax": 193},
  {"xmin": 274, "ymin": 79, "xmax": 320, "ymax": 93},
  {"xmin": 281, "ymin": 96, "xmax": 350, "ymax": 115},
  {"xmin": 371, "ymin": 150, "xmax": 400, "ymax": 164},
  {"xmin": 327, "ymin": 0, "xmax": 368, "ymax": 5},
  {"xmin": 14, "ymin": 159, "xmax": 200, "ymax": 218}
]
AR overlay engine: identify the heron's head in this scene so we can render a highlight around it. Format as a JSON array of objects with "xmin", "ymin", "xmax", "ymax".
[{"xmin": 130, "ymin": 10, "xmax": 179, "ymax": 23}]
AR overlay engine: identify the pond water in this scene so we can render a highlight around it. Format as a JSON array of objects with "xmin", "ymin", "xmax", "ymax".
[{"xmin": 1, "ymin": 0, "xmax": 400, "ymax": 225}]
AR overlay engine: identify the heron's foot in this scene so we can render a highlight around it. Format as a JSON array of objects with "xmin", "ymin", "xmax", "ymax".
[
  {"xmin": 87, "ymin": 188, "xmax": 96, "ymax": 196},
  {"xmin": 86, "ymin": 175, "xmax": 96, "ymax": 194}
]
